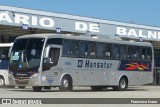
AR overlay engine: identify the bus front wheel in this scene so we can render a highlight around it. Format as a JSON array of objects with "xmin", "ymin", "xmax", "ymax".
[
  {"xmin": 0, "ymin": 77, "xmax": 5, "ymax": 87},
  {"xmin": 32, "ymin": 86, "xmax": 42, "ymax": 92},
  {"xmin": 59, "ymin": 76, "xmax": 73, "ymax": 91},
  {"xmin": 113, "ymin": 77, "xmax": 128, "ymax": 91}
]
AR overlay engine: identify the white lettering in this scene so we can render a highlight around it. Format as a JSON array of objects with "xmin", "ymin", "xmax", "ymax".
[
  {"xmin": 89, "ymin": 23, "xmax": 99, "ymax": 33},
  {"xmin": 15, "ymin": 14, "xmax": 30, "ymax": 25},
  {"xmin": 139, "ymin": 30, "xmax": 147, "ymax": 38},
  {"xmin": 116, "ymin": 27, "xmax": 127, "ymax": 35},
  {"xmin": 131, "ymin": 100, "xmax": 147, "ymax": 104},
  {"xmin": 75, "ymin": 22, "xmax": 100, "ymax": 33},
  {"xmin": 0, "ymin": 12, "xmax": 13, "ymax": 23},
  {"xmin": 31, "ymin": 16, "xmax": 38, "ymax": 26},
  {"xmin": 127, "ymin": 29, "xmax": 138, "ymax": 37},
  {"xmin": 0, "ymin": 12, "xmax": 55, "ymax": 28},
  {"xmin": 117, "ymin": 27, "xmax": 160, "ymax": 40},
  {"xmin": 148, "ymin": 31, "xmax": 157, "ymax": 39},
  {"xmin": 39, "ymin": 17, "xmax": 55, "ymax": 27}
]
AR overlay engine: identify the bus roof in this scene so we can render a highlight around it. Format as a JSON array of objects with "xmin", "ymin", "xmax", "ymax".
[
  {"xmin": 0, "ymin": 43, "xmax": 13, "ymax": 47},
  {"xmin": 16, "ymin": 33, "xmax": 152, "ymax": 47}
]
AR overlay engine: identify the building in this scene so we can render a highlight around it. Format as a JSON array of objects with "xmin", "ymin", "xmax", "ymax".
[{"xmin": 0, "ymin": 5, "xmax": 160, "ymax": 84}]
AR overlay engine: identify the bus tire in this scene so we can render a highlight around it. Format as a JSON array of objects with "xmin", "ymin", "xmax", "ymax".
[
  {"xmin": 59, "ymin": 76, "xmax": 73, "ymax": 92},
  {"xmin": 113, "ymin": 77, "xmax": 128, "ymax": 91},
  {"xmin": 18, "ymin": 86, "xmax": 26, "ymax": 89},
  {"xmin": 91, "ymin": 86, "xmax": 107, "ymax": 91},
  {"xmin": 0, "ymin": 76, "xmax": 5, "ymax": 87},
  {"xmin": 32, "ymin": 86, "xmax": 42, "ymax": 92}
]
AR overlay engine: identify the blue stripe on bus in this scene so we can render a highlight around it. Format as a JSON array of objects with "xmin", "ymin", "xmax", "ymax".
[{"xmin": 0, "ymin": 60, "xmax": 9, "ymax": 69}]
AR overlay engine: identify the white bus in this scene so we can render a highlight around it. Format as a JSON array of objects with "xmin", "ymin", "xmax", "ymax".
[
  {"xmin": 9, "ymin": 34, "xmax": 154, "ymax": 92},
  {"xmin": 0, "ymin": 43, "xmax": 13, "ymax": 87}
]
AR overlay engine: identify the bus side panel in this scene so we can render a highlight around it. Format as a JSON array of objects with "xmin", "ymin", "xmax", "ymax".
[
  {"xmin": 36, "ymin": 57, "xmax": 153, "ymax": 87},
  {"xmin": 107, "ymin": 71, "xmax": 153, "ymax": 86},
  {"xmin": 58, "ymin": 57, "xmax": 120, "ymax": 86}
]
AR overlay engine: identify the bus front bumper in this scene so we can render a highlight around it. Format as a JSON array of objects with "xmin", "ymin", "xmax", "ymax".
[{"xmin": 8, "ymin": 73, "xmax": 41, "ymax": 86}]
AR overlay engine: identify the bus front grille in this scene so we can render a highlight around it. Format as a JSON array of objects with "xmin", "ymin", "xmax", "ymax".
[{"xmin": 15, "ymin": 77, "xmax": 29, "ymax": 85}]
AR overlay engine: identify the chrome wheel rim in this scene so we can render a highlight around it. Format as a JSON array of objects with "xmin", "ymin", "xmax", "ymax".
[
  {"xmin": 63, "ymin": 79, "xmax": 69, "ymax": 88},
  {"xmin": 0, "ymin": 79, "xmax": 4, "ymax": 86},
  {"xmin": 120, "ymin": 80, "xmax": 126, "ymax": 89}
]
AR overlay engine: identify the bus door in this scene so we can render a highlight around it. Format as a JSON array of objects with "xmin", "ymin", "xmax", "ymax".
[
  {"xmin": 42, "ymin": 45, "xmax": 61, "ymax": 85},
  {"xmin": 43, "ymin": 45, "xmax": 61, "ymax": 71}
]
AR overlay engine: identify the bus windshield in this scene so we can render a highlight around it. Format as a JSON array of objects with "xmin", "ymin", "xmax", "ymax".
[{"xmin": 10, "ymin": 38, "xmax": 44, "ymax": 70}]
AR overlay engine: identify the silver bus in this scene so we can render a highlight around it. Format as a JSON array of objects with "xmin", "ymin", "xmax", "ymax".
[{"xmin": 9, "ymin": 34, "xmax": 154, "ymax": 91}]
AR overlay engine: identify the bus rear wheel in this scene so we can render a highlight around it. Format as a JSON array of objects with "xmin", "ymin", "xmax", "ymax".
[
  {"xmin": 32, "ymin": 86, "xmax": 42, "ymax": 92},
  {"xmin": 59, "ymin": 76, "xmax": 73, "ymax": 91},
  {"xmin": 113, "ymin": 77, "xmax": 128, "ymax": 91}
]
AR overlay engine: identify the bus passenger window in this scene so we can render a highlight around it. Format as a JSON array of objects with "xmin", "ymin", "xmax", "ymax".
[
  {"xmin": 104, "ymin": 44, "xmax": 111, "ymax": 58},
  {"xmin": 119, "ymin": 46, "xmax": 127, "ymax": 59},
  {"xmin": 128, "ymin": 47, "xmax": 133, "ymax": 59},
  {"xmin": 79, "ymin": 42, "xmax": 89, "ymax": 57},
  {"xmin": 63, "ymin": 40, "xmax": 71, "ymax": 56},
  {"xmin": 141, "ymin": 48, "xmax": 146, "ymax": 60},
  {"xmin": 112, "ymin": 45, "xmax": 119, "ymax": 59},
  {"xmin": 128, "ymin": 46, "xmax": 140, "ymax": 59},
  {"xmin": 142, "ymin": 48, "xmax": 151, "ymax": 60},
  {"xmin": 96, "ymin": 44, "xmax": 104, "ymax": 58},
  {"xmin": 89, "ymin": 43, "xmax": 96, "ymax": 57},
  {"xmin": 147, "ymin": 48, "xmax": 151, "ymax": 60},
  {"xmin": 70, "ymin": 41, "xmax": 79, "ymax": 57},
  {"xmin": 63, "ymin": 40, "xmax": 79, "ymax": 57},
  {"xmin": 134, "ymin": 47, "xmax": 140, "ymax": 59}
]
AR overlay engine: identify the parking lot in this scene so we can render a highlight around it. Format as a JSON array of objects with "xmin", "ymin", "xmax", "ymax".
[{"xmin": 0, "ymin": 85, "xmax": 160, "ymax": 107}]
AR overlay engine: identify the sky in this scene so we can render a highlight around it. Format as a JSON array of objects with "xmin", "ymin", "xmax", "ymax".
[{"xmin": 0, "ymin": 0, "xmax": 160, "ymax": 27}]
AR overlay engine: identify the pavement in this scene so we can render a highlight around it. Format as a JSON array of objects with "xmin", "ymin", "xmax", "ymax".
[{"xmin": 0, "ymin": 85, "xmax": 160, "ymax": 107}]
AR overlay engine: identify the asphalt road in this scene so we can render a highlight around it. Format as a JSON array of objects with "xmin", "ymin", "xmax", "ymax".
[{"xmin": 0, "ymin": 85, "xmax": 160, "ymax": 107}]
